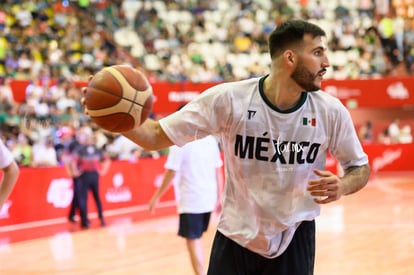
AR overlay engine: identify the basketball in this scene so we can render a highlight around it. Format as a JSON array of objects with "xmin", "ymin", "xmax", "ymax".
[{"xmin": 84, "ymin": 65, "xmax": 153, "ymax": 132}]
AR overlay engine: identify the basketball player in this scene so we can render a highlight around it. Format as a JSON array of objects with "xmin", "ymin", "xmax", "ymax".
[
  {"xmin": 149, "ymin": 135, "xmax": 223, "ymax": 275},
  {"xmin": 83, "ymin": 19, "xmax": 371, "ymax": 274},
  {"xmin": 0, "ymin": 139, "xmax": 19, "ymax": 209}
]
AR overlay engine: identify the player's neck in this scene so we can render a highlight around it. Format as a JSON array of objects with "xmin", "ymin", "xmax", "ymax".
[{"xmin": 263, "ymin": 75, "xmax": 303, "ymax": 111}]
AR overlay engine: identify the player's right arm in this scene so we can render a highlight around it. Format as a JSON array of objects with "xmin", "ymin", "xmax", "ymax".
[
  {"xmin": 81, "ymin": 85, "xmax": 174, "ymax": 151},
  {"xmin": 121, "ymin": 118, "xmax": 174, "ymax": 151}
]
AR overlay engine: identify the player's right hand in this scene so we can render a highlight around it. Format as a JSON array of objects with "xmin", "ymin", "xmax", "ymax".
[{"xmin": 80, "ymin": 75, "xmax": 94, "ymax": 115}]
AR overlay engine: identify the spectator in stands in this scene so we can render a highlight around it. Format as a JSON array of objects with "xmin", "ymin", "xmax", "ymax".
[
  {"xmin": 0, "ymin": 103, "xmax": 20, "ymax": 137},
  {"xmin": 13, "ymin": 133, "xmax": 32, "ymax": 167},
  {"xmin": 378, "ymin": 127, "xmax": 392, "ymax": 144},
  {"xmin": 393, "ymin": 12, "xmax": 405, "ymax": 62},
  {"xmin": 398, "ymin": 125, "xmax": 412, "ymax": 144},
  {"xmin": 334, "ymin": 1, "xmax": 351, "ymax": 23},
  {"xmin": 388, "ymin": 118, "xmax": 401, "ymax": 143},
  {"xmin": 0, "ymin": 138, "xmax": 19, "ymax": 210},
  {"xmin": 338, "ymin": 21, "xmax": 357, "ymax": 51},
  {"xmin": 55, "ymin": 82, "xmax": 79, "ymax": 113},
  {"xmin": 403, "ymin": 20, "xmax": 414, "ymax": 73},
  {"xmin": 55, "ymin": 126, "xmax": 76, "ymax": 165},
  {"xmin": 48, "ymin": 77, "xmax": 70, "ymax": 103},
  {"xmin": 358, "ymin": 0, "xmax": 375, "ymax": 18},
  {"xmin": 378, "ymin": 13, "xmax": 400, "ymax": 67},
  {"xmin": 60, "ymin": 106, "xmax": 79, "ymax": 127},
  {"xmin": 106, "ymin": 134, "xmax": 143, "ymax": 161},
  {"xmin": 128, "ymin": 147, "xmax": 143, "ymax": 163},
  {"xmin": 31, "ymin": 137, "xmax": 58, "ymax": 167},
  {"xmin": 6, "ymin": 137, "xmax": 24, "ymax": 164},
  {"xmin": 309, "ymin": 0, "xmax": 325, "ymax": 20},
  {"xmin": 357, "ymin": 50, "xmax": 375, "ymax": 77},
  {"xmin": 358, "ymin": 121, "xmax": 373, "ymax": 144},
  {"xmin": 0, "ymin": 77, "xmax": 15, "ymax": 105},
  {"xmin": 374, "ymin": 0, "xmax": 390, "ymax": 17}
]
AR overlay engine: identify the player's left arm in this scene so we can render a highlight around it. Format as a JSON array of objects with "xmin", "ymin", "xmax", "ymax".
[{"xmin": 307, "ymin": 164, "xmax": 370, "ymax": 204}]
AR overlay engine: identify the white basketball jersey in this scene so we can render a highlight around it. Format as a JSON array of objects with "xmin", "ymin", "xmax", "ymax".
[
  {"xmin": 164, "ymin": 135, "xmax": 223, "ymax": 214},
  {"xmin": 159, "ymin": 76, "xmax": 368, "ymax": 258}
]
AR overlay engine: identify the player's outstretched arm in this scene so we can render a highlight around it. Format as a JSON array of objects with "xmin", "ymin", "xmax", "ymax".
[
  {"xmin": 81, "ymin": 83, "xmax": 174, "ymax": 151},
  {"xmin": 121, "ymin": 118, "xmax": 174, "ymax": 151}
]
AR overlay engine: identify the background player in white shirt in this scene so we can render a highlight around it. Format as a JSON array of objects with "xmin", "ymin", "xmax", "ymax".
[
  {"xmin": 149, "ymin": 135, "xmax": 223, "ymax": 275},
  {"xmin": 0, "ymin": 139, "xmax": 19, "ymax": 209},
  {"xmin": 83, "ymin": 19, "xmax": 370, "ymax": 275}
]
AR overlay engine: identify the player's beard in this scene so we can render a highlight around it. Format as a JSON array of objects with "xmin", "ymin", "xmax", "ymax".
[{"xmin": 291, "ymin": 61, "xmax": 324, "ymax": 92}]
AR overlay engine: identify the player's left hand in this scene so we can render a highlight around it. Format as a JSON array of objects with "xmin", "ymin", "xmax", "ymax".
[{"xmin": 307, "ymin": 169, "xmax": 342, "ymax": 204}]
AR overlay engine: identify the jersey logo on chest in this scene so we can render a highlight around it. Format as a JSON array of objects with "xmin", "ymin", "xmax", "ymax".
[{"xmin": 234, "ymin": 134, "xmax": 321, "ymax": 164}]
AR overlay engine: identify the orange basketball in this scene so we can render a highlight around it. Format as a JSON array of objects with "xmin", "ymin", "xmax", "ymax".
[{"xmin": 84, "ymin": 65, "xmax": 153, "ymax": 132}]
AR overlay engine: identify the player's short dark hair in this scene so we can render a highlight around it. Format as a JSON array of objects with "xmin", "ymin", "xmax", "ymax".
[{"xmin": 268, "ymin": 19, "xmax": 326, "ymax": 59}]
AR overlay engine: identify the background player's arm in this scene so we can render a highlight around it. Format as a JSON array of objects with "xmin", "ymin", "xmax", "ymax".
[
  {"xmin": 121, "ymin": 118, "xmax": 174, "ymax": 151},
  {"xmin": 149, "ymin": 169, "xmax": 176, "ymax": 213},
  {"xmin": 0, "ymin": 160, "xmax": 19, "ymax": 209}
]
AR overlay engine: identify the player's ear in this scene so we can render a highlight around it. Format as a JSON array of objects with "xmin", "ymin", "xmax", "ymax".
[{"xmin": 286, "ymin": 51, "xmax": 295, "ymax": 64}]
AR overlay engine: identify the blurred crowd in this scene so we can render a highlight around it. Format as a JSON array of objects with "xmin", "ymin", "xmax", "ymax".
[
  {"xmin": 0, "ymin": 0, "xmax": 413, "ymax": 167},
  {"xmin": 120, "ymin": 0, "xmax": 414, "ymax": 81},
  {"xmin": 358, "ymin": 119, "xmax": 413, "ymax": 145}
]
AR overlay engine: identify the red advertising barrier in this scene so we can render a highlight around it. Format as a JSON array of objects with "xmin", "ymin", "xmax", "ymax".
[
  {"xmin": 149, "ymin": 81, "xmax": 218, "ymax": 115},
  {"xmin": 9, "ymin": 77, "xmax": 414, "ymax": 114},
  {"xmin": 325, "ymin": 143, "xmax": 414, "ymax": 174},
  {"xmin": 326, "ymin": 143, "xmax": 414, "ymax": 173},
  {"xmin": 321, "ymin": 77, "xmax": 414, "ymax": 109},
  {"xmin": 364, "ymin": 143, "xmax": 414, "ymax": 173},
  {"xmin": 0, "ymin": 144, "xmax": 413, "ymax": 227},
  {"xmin": 0, "ymin": 156, "xmax": 176, "ymax": 227}
]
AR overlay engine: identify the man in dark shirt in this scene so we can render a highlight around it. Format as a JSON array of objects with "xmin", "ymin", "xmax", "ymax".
[{"xmin": 69, "ymin": 127, "xmax": 111, "ymax": 228}]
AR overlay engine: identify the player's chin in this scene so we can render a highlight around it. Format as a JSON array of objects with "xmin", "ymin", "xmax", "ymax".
[
  {"xmin": 314, "ymin": 77, "xmax": 323, "ymax": 85},
  {"xmin": 307, "ymin": 84, "xmax": 321, "ymax": 92}
]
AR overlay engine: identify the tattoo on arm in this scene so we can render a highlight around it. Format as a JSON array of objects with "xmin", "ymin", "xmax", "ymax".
[{"xmin": 341, "ymin": 164, "xmax": 371, "ymax": 196}]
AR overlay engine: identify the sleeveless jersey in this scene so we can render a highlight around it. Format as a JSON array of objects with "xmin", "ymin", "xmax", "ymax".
[{"xmin": 159, "ymin": 75, "xmax": 368, "ymax": 258}]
